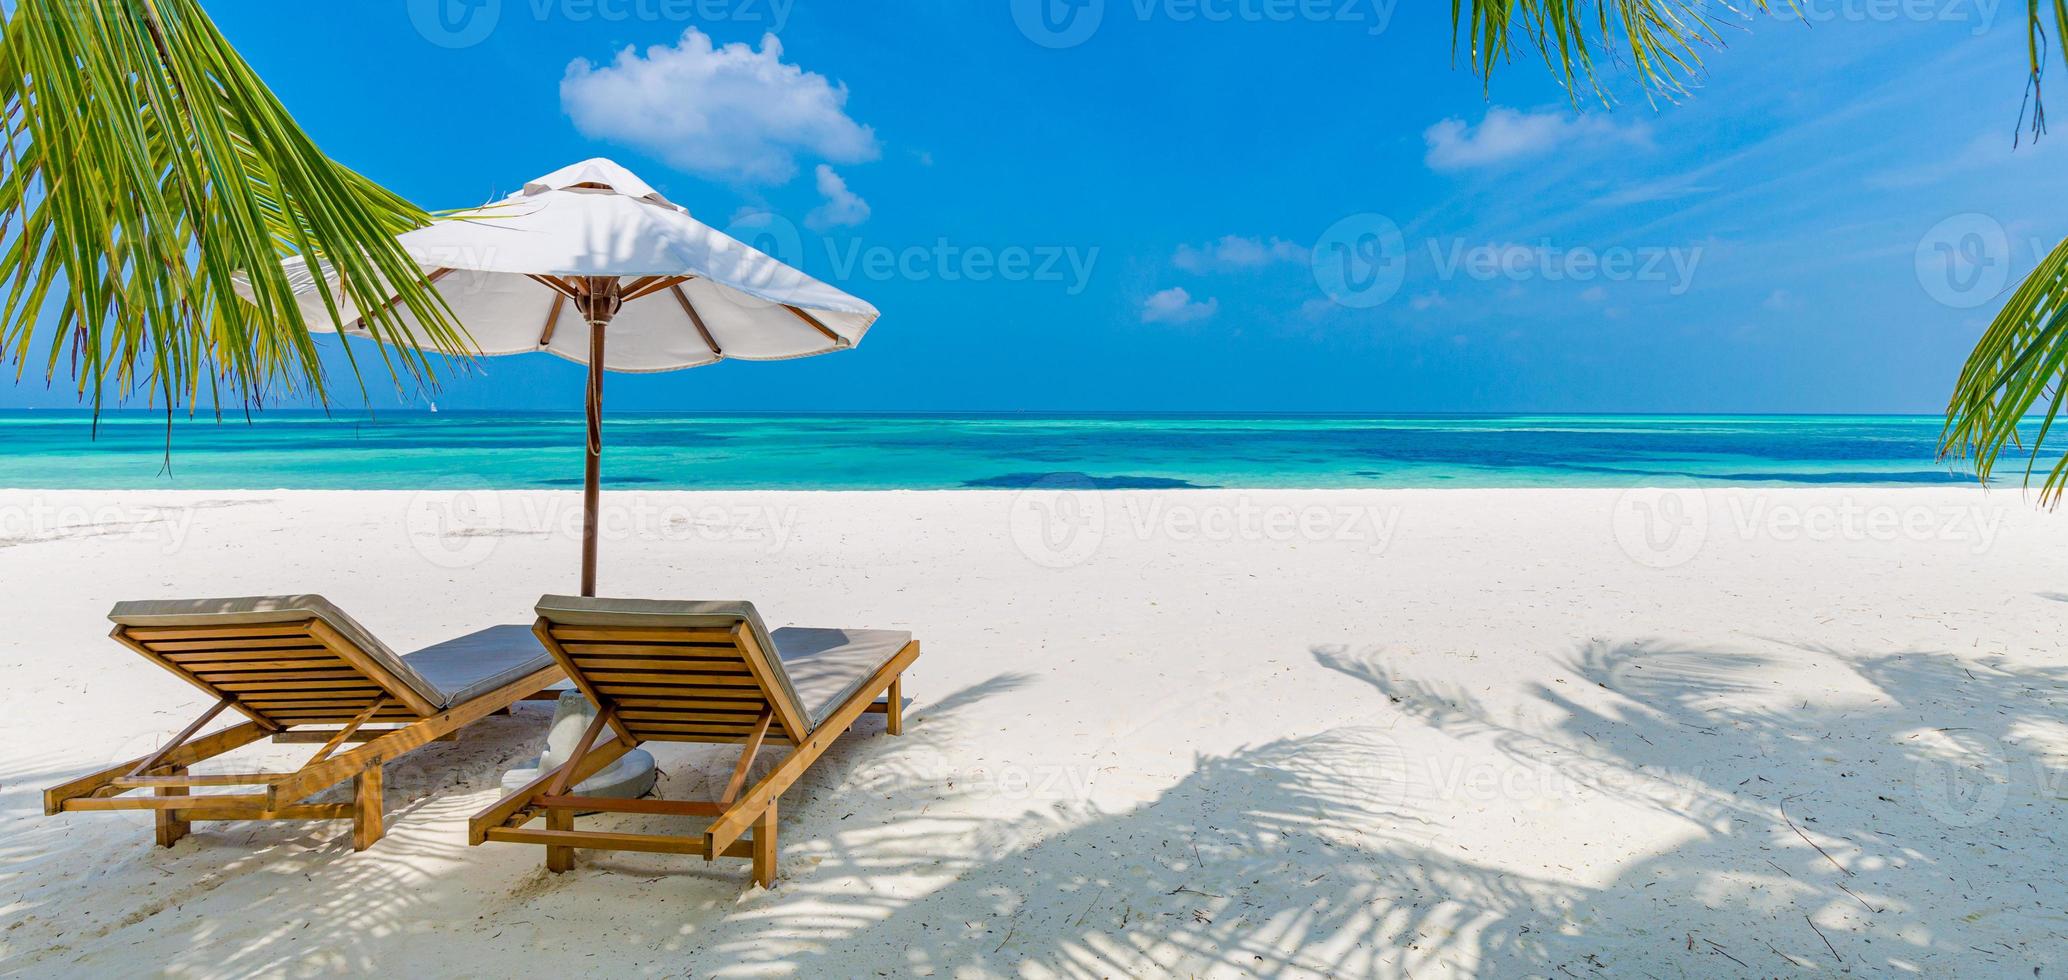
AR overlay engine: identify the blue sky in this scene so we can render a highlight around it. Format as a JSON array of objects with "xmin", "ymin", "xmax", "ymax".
[{"xmin": 10, "ymin": 2, "xmax": 2065, "ymax": 413}]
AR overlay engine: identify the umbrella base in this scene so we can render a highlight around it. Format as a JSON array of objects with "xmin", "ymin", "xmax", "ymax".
[{"xmin": 500, "ymin": 690, "xmax": 658, "ymax": 808}]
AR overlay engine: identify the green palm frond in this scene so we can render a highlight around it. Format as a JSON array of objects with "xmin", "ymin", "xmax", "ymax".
[
  {"xmin": 1942, "ymin": 238, "xmax": 2068, "ymax": 501},
  {"xmin": 0, "ymin": 0, "xmax": 464, "ymax": 419},
  {"xmin": 1940, "ymin": 4, "xmax": 2068, "ymax": 499},
  {"xmin": 1454, "ymin": 1, "xmax": 1776, "ymax": 103}
]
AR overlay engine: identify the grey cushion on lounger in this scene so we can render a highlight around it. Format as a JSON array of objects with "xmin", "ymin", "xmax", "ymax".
[
  {"xmin": 108, "ymin": 596, "xmax": 551, "ymax": 709},
  {"xmin": 769, "ymin": 627, "xmax": 913, "ymax": 727},
  {"xmin": 399, "ymin": 624, "xmax": 558, "ymax": 707},
  {"xmin": 534, "ymin": 596, "xmax": 910, "ymax": 731}
]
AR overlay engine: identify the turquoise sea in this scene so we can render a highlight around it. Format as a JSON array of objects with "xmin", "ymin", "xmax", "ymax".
[{"xmin": 0, "ymin": 412, "xmax": 2034, "ymax": 491}]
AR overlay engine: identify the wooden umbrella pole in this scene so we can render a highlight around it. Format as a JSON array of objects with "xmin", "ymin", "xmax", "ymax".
[{"xmin": 579, "ymin": 277, "xmax": 623, "ymax": 597}]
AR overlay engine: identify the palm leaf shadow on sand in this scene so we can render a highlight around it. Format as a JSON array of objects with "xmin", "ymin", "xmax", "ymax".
[
  {"xmin": 751, "ymin": 725, "xmax": 1585, "ymax": 976},
  {"xmin": 1309, "ymin": 639, "xmax": 2068, "ymax": 975},
  {"xmin": 744, "ymin": 641, "xmax": 2063, "ymax": 976}
]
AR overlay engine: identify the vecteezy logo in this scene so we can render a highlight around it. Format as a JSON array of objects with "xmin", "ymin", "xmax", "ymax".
[
  {"xmin": 1011, "ymin": 0, "xmax": 1105, "ymax": 49},
  {"xmin": 1915, "ymin": 212, "xmax": 2009, "ymax": 310},
  {"xmin": 408, "ymin": 0, "xmax": 501, "ymax": 49},
  {"xmin": 1008, "ymin": 475, "xmax": 1106, "ymax": 569},
  {"xmin": 404, "ymin": 483, "xmax": 505, "ymax": 569},
  {"xmin": 1311, "ymin": 213, "xmax": 1406, "ymax": 309},
  {"xmin": 1912, "ymin": 734, "xmax": 2008, "ymax": 828},
  {"xmin": 723, "ymin": 209, "xmax": 807, "ymax": 273},
  {"xmin": 1611, "ymin": 486, "xmax": 1708, "ymax": 569}
]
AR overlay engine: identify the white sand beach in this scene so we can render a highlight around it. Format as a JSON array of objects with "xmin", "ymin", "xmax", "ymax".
[{"xmin": 1, "ymin": 486, "xmax": 2063, "ymax": 977}]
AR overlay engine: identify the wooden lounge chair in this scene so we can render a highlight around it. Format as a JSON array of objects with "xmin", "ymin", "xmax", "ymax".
[
  {"xmin": 470, "ymin": 596, "xmax": 919, "ymax": 887},
  {"xmin": 44, "ymin": 596, "xmax": 564, "ymax": 850}
]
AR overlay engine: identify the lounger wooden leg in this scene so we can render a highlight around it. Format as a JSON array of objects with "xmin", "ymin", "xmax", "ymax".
[
  {"xmin": 886, "ymin": 676, "xmax": 904, "ymax": 735},
  {"xmin": 540, "ymin": 707, "xmax": 605, "ymax": 875},
  {"xmin": 545, "ymin": 808, "xmax": 575, "ymax": 873},
  {"xmin": 751, "ymin": 801, "xmax": 778, "ymax": 887},
  {"xmin": 155, "ymin": 767, "xmax": 190, "ymax": 847},
  {"xmin": 352, "ymin": 765, "xmax": 384, "ymax": 851}
]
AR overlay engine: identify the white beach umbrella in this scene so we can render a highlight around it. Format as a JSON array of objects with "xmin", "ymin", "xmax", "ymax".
[{"xmin": 277, "ymin": 158, "xmax": 878, "ymax": 595}]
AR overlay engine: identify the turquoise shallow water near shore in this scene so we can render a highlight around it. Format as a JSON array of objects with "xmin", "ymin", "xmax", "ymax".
[{"xmin": 0, "ymin": 412, "xmax": 2029, "ymax": 490}]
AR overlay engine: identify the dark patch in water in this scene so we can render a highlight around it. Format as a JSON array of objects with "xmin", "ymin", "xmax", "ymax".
[
  {"xmin": 1545, "ymin": 463, "xmax": 1973, "ymax": 485},
  {"xmin": 1344, "ymin": 466, "xmax": 1968, "ymax": 486},
  {"xmin": 1701, "ymin": 470, "xmax": 1973, "ymax": 485},
  {"xmin": 962, "ymin": 471, "xmax": 1215, "ymax": 489}
]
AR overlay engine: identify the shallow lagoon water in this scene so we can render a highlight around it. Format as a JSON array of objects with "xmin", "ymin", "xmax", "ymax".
[{"xmin": 0, "ymin": 412, "xmax": 2025, "ymax": 490}]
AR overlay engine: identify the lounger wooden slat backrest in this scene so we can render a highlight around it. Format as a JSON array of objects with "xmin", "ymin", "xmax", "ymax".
[
  {"xmin": 114, "ymin": 618, "xmax": 442, "ymax": 728},
  {"xmin": 534, "ymin": 616, "xmax": 813, "ymax": 748}
]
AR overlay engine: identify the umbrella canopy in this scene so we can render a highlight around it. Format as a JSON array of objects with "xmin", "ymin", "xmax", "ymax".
[
  {"xmin": 279, "ymin": 158, "xmax": 878, "ymax": 594},
  {"xmin": 283, "ymin": 158, "xmax": 877, "ymax": 368}
]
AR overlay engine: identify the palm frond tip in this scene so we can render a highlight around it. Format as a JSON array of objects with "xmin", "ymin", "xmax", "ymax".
[{"xmin": 0, "ymin": 0, "xmax": 464, "ymax": 418}]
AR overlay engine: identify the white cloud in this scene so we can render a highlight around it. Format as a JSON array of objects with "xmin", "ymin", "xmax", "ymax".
[
  {"xmin": 1299, "ymin": 297, "xmax": 1343, "ymax": 321},
  {"xmin": 1424, "ymin": 107, "xmax": 1649, "ymax": 172},
  {"xmin": 1141, "ymin": 287, "xmax": 1219, "ymax": 324},
  {"xmin": 1865, "ymin": 131, "xmax": 2057, "ymax": 190},
  {"xmin": 1593, "ymin": 172, "xmax": 1711, "ymax": 207},
  {"xmin": 1173, "ymin": 235, "xmax": 1308, "ymax": 273},
  {"xmin": 806, "ymin": 165, "xmax": 870, "ymax": 230},
  {"xmin": 561, "ymin": 29, "xmax": 879, "ymax": 184}
]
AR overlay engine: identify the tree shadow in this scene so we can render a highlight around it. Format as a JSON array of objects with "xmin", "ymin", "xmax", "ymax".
[
  {"xmin": 1314, "ymin": 638, "xmax": 2068, "ymax": 974},
  {"xmin": 725, "ymin": 640, "xmax": 2064, "ymax": 976},
  {"xmin": 729, "ymin": 724, "xmax": 1590, "ymax": 976}
]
